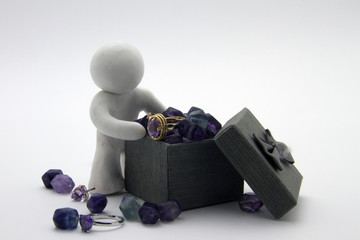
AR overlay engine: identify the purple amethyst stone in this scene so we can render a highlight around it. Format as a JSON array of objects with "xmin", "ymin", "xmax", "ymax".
[
  {"xmin": 53, "ymin": 208, "xmax": 79, "ymax": 230},
  {"xmin": 164, "ymin": 129, "xmax": 184, "ymax": 144},
  {"xmin": 148, "ymin": 119, "xmax": 161, "ymax": 139},
  {"xmin": 206, "ymin": 113, "xmax": 222, "ymax": 135},
  {"xmin": 138, "ymin": 202, "xmax": 160, "ymax": 224},
  {"xmin": 178, "ymin": 119, "xmax": 205, "ymax": 141},
  {"xmin": 87, "ymin": 193, "xmax": 108, "ymax": 213},
  {"xmin": 41, "ymin": 169, "xmax": 63, "ymax": 189},
  {"xmin": 164, "ymin": 134, "xmax": 184, "ymax": 144},
  {"xmin": 187, "ymin": 108, "xmax": 209, "ymax": 129},
  {"xmin": 50, "ymin": 174, "xmax": 75, "ymax": 193},
  {"xmin": 79, "ymin": 215, "xmax": 93, "ymax": 232},
  {"xmin": 187, "ymin": 106, "xmax": 202, "ymax": 114},
  {"xmin": 238, "ymin": 193, "xmax": 263, "ymax": 213},
  {"xmin": 158, "ymin": 200, "xmax": 182, "ymax": 221},
  {"xmin": 163, "ymin": 107, "xmax": 185, "ymax": 118}
]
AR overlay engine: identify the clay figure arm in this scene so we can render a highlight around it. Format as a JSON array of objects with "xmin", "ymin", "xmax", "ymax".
[
  {"xmin": 137, "ymin": 88, "xmax": 167, "ymax": 114},
  {"xmin": 90, "ymin": 94, "xmax": 146, "ymax": 141}
]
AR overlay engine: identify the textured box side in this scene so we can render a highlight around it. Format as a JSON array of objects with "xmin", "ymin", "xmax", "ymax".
[
  {"xmin": 125, "ymin": 137, "xmax": 168, "ymax": 204},
  {"xmin": 215, "ymin": 108, "xmax": 303, "ymax": 219},
  {"xmin": 167, "ymin": 140, "xmax": 244, "ymax": 210}
]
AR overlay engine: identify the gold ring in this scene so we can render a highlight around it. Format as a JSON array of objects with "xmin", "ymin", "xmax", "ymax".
[{"xmin": 147, "ymin": 113, "xmax": 185, "ymax": 140}]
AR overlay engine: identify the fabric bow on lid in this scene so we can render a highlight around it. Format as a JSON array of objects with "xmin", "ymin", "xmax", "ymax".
[{"xmin": 253, "ymin": 129, "xmax": 294, "ymax": 171}]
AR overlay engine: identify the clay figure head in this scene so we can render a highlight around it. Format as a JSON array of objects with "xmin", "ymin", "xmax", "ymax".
[{"xmin": 90, "ymin": 42, "xmax": 144, "ymax": 95}]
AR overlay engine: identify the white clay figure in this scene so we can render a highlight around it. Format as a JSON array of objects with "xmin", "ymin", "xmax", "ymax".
[{"xmin": 88, "ymin": 42, "xmax": 166, "ymax": 194}]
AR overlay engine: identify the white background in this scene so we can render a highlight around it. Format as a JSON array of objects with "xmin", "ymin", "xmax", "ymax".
[{"xmin": 1, "ymin": 0, "xmax": 359, "ymax": 239}]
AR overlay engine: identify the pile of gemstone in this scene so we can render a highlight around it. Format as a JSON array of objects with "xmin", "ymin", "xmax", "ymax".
[
  {"xmin": 42, "ymin": 169, "xmax": 183, "ymax": 231},
  {"xmin": 42, "ymin": 169, "xmax": 75, "ymax": 194},
  {"xmin": 136, "ymin": 106, "xmax": 222, "ymax": 144},
  {"xmin": 120, "ymin": 195, "xmax": 182, "ymax": 224}
]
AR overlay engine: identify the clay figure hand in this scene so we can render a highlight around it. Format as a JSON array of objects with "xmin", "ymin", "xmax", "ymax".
[{"xmin": 88, "ymin": 42, "xmax": 166, "ymax": 194}]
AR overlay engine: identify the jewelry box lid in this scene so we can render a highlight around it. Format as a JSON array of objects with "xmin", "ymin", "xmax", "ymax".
[{"xmin": 214, "ymin": 108, "xmax": 303, "ymax": 219}]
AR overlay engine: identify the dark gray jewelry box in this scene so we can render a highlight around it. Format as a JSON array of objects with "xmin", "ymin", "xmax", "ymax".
[
  {"xmin": 214, "ymin": 108, "xmax": 303, "ymax": 219},
  {"xmin": 125, "ymin": 137, "xmax": 244, "ymax": 210},
  {"xmin": 125, "ymin": 108, "xmax": 302, "ymax": 218}
]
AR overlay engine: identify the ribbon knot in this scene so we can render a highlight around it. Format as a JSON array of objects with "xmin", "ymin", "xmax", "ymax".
[{"xmin": 253, "ymin": 129, "xmax": 294, "ymax": 171}]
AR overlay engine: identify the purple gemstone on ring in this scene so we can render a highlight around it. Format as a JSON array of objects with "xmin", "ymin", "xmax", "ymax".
[
  {"xmin": 148, "ymin": 120, "xmax": 160, "ymax": 139},
  {"xmin": 80, "ymin": 215, "xmax": 93, "ymax": 232}
]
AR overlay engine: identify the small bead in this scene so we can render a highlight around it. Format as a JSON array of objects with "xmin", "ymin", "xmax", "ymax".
[
  {"xmin": 87, "ymin": 193, "xmax": 108, "ymax": 213},
  {"xmin": 53, "ymin": 208, "xmax": 79, "ymax": 230}
]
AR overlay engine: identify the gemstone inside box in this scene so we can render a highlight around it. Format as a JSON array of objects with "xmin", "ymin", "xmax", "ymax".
[
  {"xmin": 125, "ymin": 137, "xmax": 244, "ymax": 210},
  {"xmin": 125, "ymin": 108, "xmax": 302, "ymax": 218}
]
